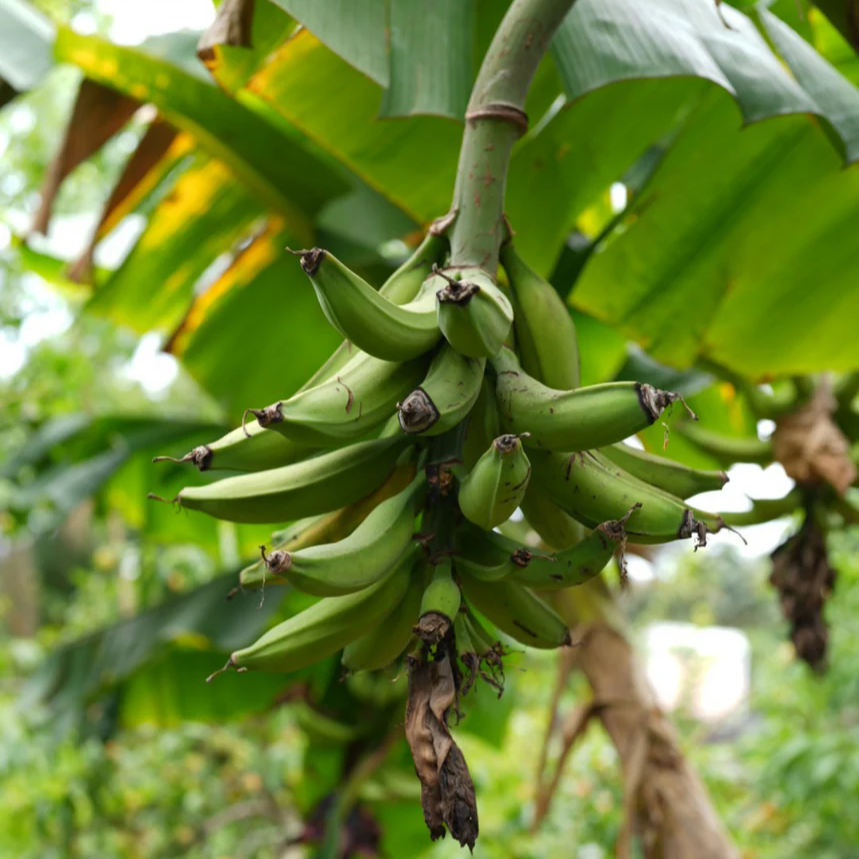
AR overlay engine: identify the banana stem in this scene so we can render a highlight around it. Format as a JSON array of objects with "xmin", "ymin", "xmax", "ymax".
[{"xmin": 446, "ymin": 0, "xmax": 577, "ymax": 270}]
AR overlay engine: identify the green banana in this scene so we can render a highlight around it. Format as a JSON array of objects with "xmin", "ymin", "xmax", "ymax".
[
  {"xmin": 342, "ymin": 557, "xmax": 425, "ymax": 671},
  {"xmin": 214, "ymin": 555, "xmax": 413, "ymax": 676},
  {"xmin": 154, "ymin": 420, "xmax": 310, "ymax": 473},
  {"xmin": 520, "ymin": 489, "xmax": 584, "ymax": 550},
  {"xmin": 529, "ymin": 448, "xmax": 727, "ymax": 545},
  {"xmin": 415, "ymin": 560, "xmax": 461, "ymax": 643},
  {"xmin": 300, "ymin": 340, "xmax": 358, "ymax": 393},
  {"xmin": 435, "ymin": 266, "xmax": 514, "ymax": 359},
  {"xmin": 256, "ymin": 477, "xmax": 425, "ymax": 596},
  {"xmin": 245, "ymin": 349, "xmax": 427, "ymax": 446},
  {"xmin": 459, "ymin": 515, "xmax": 633, "ymax": 591},
  {"xmin": 397, "ymin": 343, "xmax": 485, "ymax": 436},
  {"xmin": 600, "ymin": 442, "xmax": 728, "ymax": 499},
  {"xmin": 492, "ymin": 347, "xmax": 690, "ymax": 452},
  {"xmin": 500, "ymin": 240, "xmax": 580, "ymax": 390},
  {"xmin": 458, "ymin": 434, "xmax": 531, "ymax": 530},
  {"xmin": 459, "ymin": 570, "xmax": 571, "ymax": 649},
  {"xmin": 166, "ymin": 435, "xmax": 410, "ymax": 524},
  {"xmin": 293, "ymin": 247, "xmax": 440, "ymax": 361},
  {"xmin": 674, "ymin": 421, "xmax": 773, "ymax": 467},
  {"xmin": 378, "ymin": 232, "xmax": 448, "ymax": 305},
  {"xmin": 462, "ymin": 377, "xmax": 502, "ymax": 470},
  {"xmin": 240, "ymin": 463, "xmax": 417, "ymax": 590}
]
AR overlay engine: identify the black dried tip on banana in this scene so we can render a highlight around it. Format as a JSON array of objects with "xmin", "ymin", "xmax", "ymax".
[
  {"xmin": 437, "ymin": 280, "xmax": 479, "ymax": 306},
  {"xmin": 242, "ymin": 401, "xmax": 283, "ymax": 436},
  {"xmin": 398, "ymin": 388, "xmax": 440, "ymax": 433},
  {"xmin": 493, "ymin": 433, "xmax": 522, "ymax": 454},
  {"xmin": 287, "ymin": 246, "xmax": 325, "ymax": 276},
  {"xmin": 637, "ymin": 383, "xmax": 698, "ymax": 423},
  {"xmin": 260, "ymin": 545, "xmax": 291, "ymax": 574},
  {"xmin": 152, "ymin": 445, "xmax": 212, "ymax": 472},
  {"xmin": 414, "ymin": 612, "xmax": 451, "ymax": 644},
  {"xmin": 678, "ymin": 509, "xmax": 717, "ymax": 549},
  {"xmin": 511, "ymin": 548, "xmax": 532, "ymax": 568}
]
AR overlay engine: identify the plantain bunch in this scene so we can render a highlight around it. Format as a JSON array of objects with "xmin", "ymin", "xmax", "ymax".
[{"xmin": 153, "ymin": 229, "xmax": 733, "ymax": 847}]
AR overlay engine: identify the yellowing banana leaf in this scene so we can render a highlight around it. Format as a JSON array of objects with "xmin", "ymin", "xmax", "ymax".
[
  {"xmin": 572, "ymin": 89, "xmax": 859, "ymax": 377},
  {"xmin": 87, "ymin": 157, "xmax": 263, "ymax": 333},
  {"xmin": 246, "ymin": 29, "xmax": 462, "ymax": 222},
  {"xmin": 54, "ymin": 27, "xmax": 348, "ymax": 226},
  {"xmin": 198, "ymin": 0, "xmax": 296, "ymax": 93}
]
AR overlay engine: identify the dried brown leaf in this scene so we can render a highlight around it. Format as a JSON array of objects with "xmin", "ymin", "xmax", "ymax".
[{"xmin": 773, "ymin": 384, "xmax": 857, "ymax": 495}]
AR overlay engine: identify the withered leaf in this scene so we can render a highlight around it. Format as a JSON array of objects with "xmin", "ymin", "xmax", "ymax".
[{"xmin": 406, "ymin": 652, "xmax": 479, "ymax": 849}]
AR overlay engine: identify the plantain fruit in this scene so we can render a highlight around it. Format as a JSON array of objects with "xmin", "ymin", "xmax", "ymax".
[
  {"xmin": 459, "ymin": 569, "xmax": 571, "ymax": 649},
  {"xmin": 169, "ymin": 435, "xmax": 411, "ymax": 524},
  {"xmin": 293, "ymin": 247, "xmax": 440, "ymax": 361},
  {"xmin": 600, "ymin": 442, "xmax": 728, "ymax": 499},
  {"xmin": 341, "ymin": 556, "xmax": 425, "ymax": 671},
  {"xmin": 397, "ymin": 343, "xmax": 485, "ymax": 436},
  {"xmin": 500, "ymin": 240, "xmax": 580, "ymax": 390},
  {"xmin": 492, "ymin": 347, "xmax": 690, "ymax": 452},
  {"xmin": 435, "ymin": 266, "xmax": 514, "ymax": 358},
  {"xmin": 674, "ymin": 421, "xmax": 773, "ymax": 467},
  {"xmin": 458, "ymin": 434, "xmax": 531, "ymax": 530},
  {"xmin": 379, "ymin": 232, "xmax": 448, "ymax": 305},
  {"xmin": 245, "ymin": 349, "xmax": 427, "ymax": 446},
  {"xmin": 154, "ymin": 420, "xmax": 310, "ymax": 474},
  {"xmin": 256, "ymin": 476, "xmax": 425, "ymax": 596},
  {"xmin": 239, "ymin": 463, "xmax": 416, "ymax": 590},
  {"xmin": 217, "ymin": 553, "xmax": 414, "ymax": 675},
  {"xmin": 529, "ymin": 448, "xmax": 727, "ymax": 545},
  {"xmin": 415, "ymin": 560, "xmax": 461, "ymax": 643}
]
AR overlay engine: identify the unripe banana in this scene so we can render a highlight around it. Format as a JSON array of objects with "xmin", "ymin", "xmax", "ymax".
[
  {"xmin": 500, "ymin": 240, "xmax": 580, "ymax": 390},
  {"xmin": 293, "ymin": 700, "xmax": 365, "ymax": 746},
  {"xmin": 256, "ymin": 477, "xmax": 425, "ymax": 596},
  {"xmin": 415, "ymin": 560, "xmax": 461, "ymax": 643},
  {"xmin": 435, "ymin": 266, "xmax": 514, "ymax": 359},
  {"xmin": 529, "ymin": 448, "xmax": 727, "ymax": 545},
  {"xmin": 291, "ymin": 237, "xmax": 446, "ymax": 398},
  {"xmin": 154, "ymin": 420, "xmax": 311, "ymax": 473},
  {"xmin": 463, "ymin": 610, "xmax": 503, "ymax": 657},
  {"xmin": 462, "ymin": 378, "xmax": 502, "ymax": 470},
  {"xmin": 342, "ymin": 557, "xmax": 425, "ymax": 671},
  {"xmin": 492, "ymin": 347, "xmax": 691, "ymax": 452},
  {"xmin": 458, "ymin": 434, "xmax": 531, "ymax": 530},
  {"xmin": 460, "ymin": 515, "xmax": 634, "ymax": 591},
  {"xmin": 293, "ymin": 248, "xmax": 440, "ymax": 361},
  {"xmin": 674, "ymin": 421, "xmax": 773, "ymax": 467},
  {"xmin": 397, "ymin": 344, "xmax": 485, "ymax": 436},
  {"xmin": 240, "ymin": 463, "xmax": 417, "ymax": 590},
  {"xmin": 459, "ymin": 570, "xmax": 571, "ymax": 649},
  {"xmin": 600, "ymin": 442, "xmax": 728, "ymax": 499},
  {"xmin": 378, "ymin": 232, "xmax": 448, "ymax": 305},
  {"xmin": 245, "ymin": 349, "xmax": 427, "ymax": 446},
  {"xmin": 215, "ymin": 553, "xmax": 414, "ymax": 675},
  {"xmin": 167, "ymin": 435, "xmax": 410, "ymax": 524},
  {"xmin": 520, "ymin": 490, "xmax": 584, "ymax": 550}
]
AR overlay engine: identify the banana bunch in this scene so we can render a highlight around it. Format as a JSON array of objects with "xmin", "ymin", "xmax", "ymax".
[{"xmin": 154, "ymin": 231, "xmax": 732, "ymax": 687}]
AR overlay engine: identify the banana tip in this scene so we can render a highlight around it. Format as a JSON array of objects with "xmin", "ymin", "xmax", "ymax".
[{"xmin": 205, "ymin": 656, "xmax": 237, "ymax": 683}]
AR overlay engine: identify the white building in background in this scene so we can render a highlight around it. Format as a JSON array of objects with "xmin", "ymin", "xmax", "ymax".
[{"xmin": 643, "ymin": 622, "xmax": 751, "ymax": 723}]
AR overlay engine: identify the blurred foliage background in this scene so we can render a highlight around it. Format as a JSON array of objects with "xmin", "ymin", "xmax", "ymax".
[{"xmin": 2, "ymin": 0, "xmax": 859, "ymax": 857}]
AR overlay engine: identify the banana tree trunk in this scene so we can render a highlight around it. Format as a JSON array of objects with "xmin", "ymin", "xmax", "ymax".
[{"xmin": 550, "ymin": 582, "xmax": 739, "ymax": 859}]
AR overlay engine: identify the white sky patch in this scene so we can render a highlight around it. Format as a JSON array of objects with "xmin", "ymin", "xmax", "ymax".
[
  {"xmin": 102, "ymin": 0, "xmax": 214, "ymax": 44},
  {"xmin": 609, "ymin": 182, "xmax": 628, "ymax": 213},
  {"xmin": 124, "ymin": 332, "xmax": 179, "ymax": 396}
]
